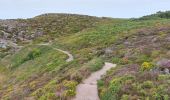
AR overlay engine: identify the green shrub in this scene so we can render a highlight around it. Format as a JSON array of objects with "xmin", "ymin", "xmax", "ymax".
[
  {"xmin": 109, "ymin": 78, "xmax": 122, "ymax": 94},
  {"xmin": 158, "ymin": 75, "xmax": 170, "ymax": 80},
  {"xmin": 62, "ymin": 80, "xmax": 78, "ymax": 97},
  {"xmin": 112, "ymin": 57, "xmax": 121, "ymax": 64},
  {"xmin": 39, "ymin": 93, "xmax": 57, "ymax": 100},
  {"xmin": 112, "ymin": 57, "xmax": 131, "ymax": 65},
  {"xmin": 97, "ymin": 80, "xmax": 104, "ymax": 87},
  {"xmin": 87, "ymin": 57, "xmax": 104, "ymax": 72},
  {"xmin": 141, "ymin": 81, "xmax": 154, "ymax": 89},
  {"xmin": 136, "ymin": 55, "xmax": 151, "ymax": 64},
  {"xmin": 12, "ymin": 48, "xmax": 42, "ymax": 68},
  {"xmin": 100, "ymin": 78, "xmax": 122, "ymax": 100},
  {"xmin": 27, "ymin": 49, "xmax": 41, "ymax": 60},
  {"xmin": 163, "ymin": 95, "xmax": 169, "ymax": 100},
  {"xmin": 63, "ymin": 80, "xmax": 77, "ymax": 90},
  {"xmin": 121, "ymin": 94, "xmax": 130, "ymax": 100},
  {"xmin": 101, "ymin": 91, "xmax": 117, "ymax": 100},
  {"xmin": 63, "ymin": 89, "xmax": 76, "ymax": 97}
]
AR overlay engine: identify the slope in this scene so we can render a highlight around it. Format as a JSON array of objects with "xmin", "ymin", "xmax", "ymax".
[{"xmin": 0, "ymin": 12, "xmax": 170, "ymax": 100}]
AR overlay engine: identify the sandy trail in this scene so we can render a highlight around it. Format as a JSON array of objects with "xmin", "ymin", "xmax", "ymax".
[
  {"xmin": 73, "ymin": 62, "xmax": 116, "ymax": 100},
  {"xmin": 37, "ymin": 43, "xmax": 74, "ymax": 62},
  {"xmin": 53, "ymin": 48, "xmax": 73, "ymax": 62}
]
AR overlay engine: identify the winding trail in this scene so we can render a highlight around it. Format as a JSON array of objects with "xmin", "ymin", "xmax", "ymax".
[
  {"xmin": 73, "ymin": 62, "xmax": 116, "ymax": 100},
  {"xmin": 53, "ymin": 48, "xmax": 74, "ymax": 62},
  {"xmin": 37, "ymin": 43, "xmax": 74, "ymax": 62}
]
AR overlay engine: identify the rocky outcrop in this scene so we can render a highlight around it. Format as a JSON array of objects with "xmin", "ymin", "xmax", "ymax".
[
  {"xmin": 0, "ymin": 39, "xmax": 7, "ymax": 49},
  {"xmin": 157, "ymin": 59, "xmax": 170, "ymax": 74}
]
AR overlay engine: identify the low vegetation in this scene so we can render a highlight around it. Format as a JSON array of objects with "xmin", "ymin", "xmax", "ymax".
[{"xmin": 0, "ymin": 11, "xmax": 170, "ymax": 99}]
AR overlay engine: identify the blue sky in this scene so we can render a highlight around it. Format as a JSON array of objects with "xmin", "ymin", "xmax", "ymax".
[{"xmin": 0, "ymin": 0, "xmax": 170, "ymax": 19}]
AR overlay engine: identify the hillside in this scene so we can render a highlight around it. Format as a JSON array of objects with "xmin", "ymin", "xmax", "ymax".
[{"xmin": 0, "ymin": 12, "xmax": 170, "ymax": 100}]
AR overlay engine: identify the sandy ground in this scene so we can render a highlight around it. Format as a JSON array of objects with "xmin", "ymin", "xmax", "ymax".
[{"xmin": 73, "ymin": 62, "xmax": 116, "ymax": 100}]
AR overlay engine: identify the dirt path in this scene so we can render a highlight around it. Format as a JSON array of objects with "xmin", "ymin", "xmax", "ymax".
[
  {"xmin": 53, "ymin": 48, "xmax": 74, "ymax": 62},
  {"xmin": 37, "ymin": 43, "xmax": 74, "ymax": 62},
  {"xmin": 73, "ymin": 62, "xmax": 116, "ymax": 100}
]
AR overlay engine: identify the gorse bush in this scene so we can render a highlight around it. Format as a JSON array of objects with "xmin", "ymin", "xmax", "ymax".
[
  {"xmin": 140, "ymin": 62, "xmax": 154, "ymax": 71},
  {"xmin": 100, "ymin": 76, "xmax": 135, "ymax": 100},
  {"xmin": 62, "ymin": 80, "xmax": 78, "ymax": 97}
]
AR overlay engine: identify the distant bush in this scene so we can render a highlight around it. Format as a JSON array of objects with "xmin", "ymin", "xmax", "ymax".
[{"xmin": 139, "ymin": 11, "xmax": 170, "ymax": 20}]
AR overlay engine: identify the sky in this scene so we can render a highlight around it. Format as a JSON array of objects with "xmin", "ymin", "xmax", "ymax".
[{"xmin": 0, "ymin": 0, "xmax": 170, "ymax": 19}]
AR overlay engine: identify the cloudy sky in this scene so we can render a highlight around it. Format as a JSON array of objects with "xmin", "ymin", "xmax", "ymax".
[{"xmin": 0, "ymin": 0, "xmax": 170, "ymax": 19}]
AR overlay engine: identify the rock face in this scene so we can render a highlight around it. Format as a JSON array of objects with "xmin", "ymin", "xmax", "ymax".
[
  {"xmin": 157, "ymin": 59, "xmax": 170, "ymax": 74},
  {"xmin": 0, "ymin": 39, "xmax": 7, "ymax": 49}
]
